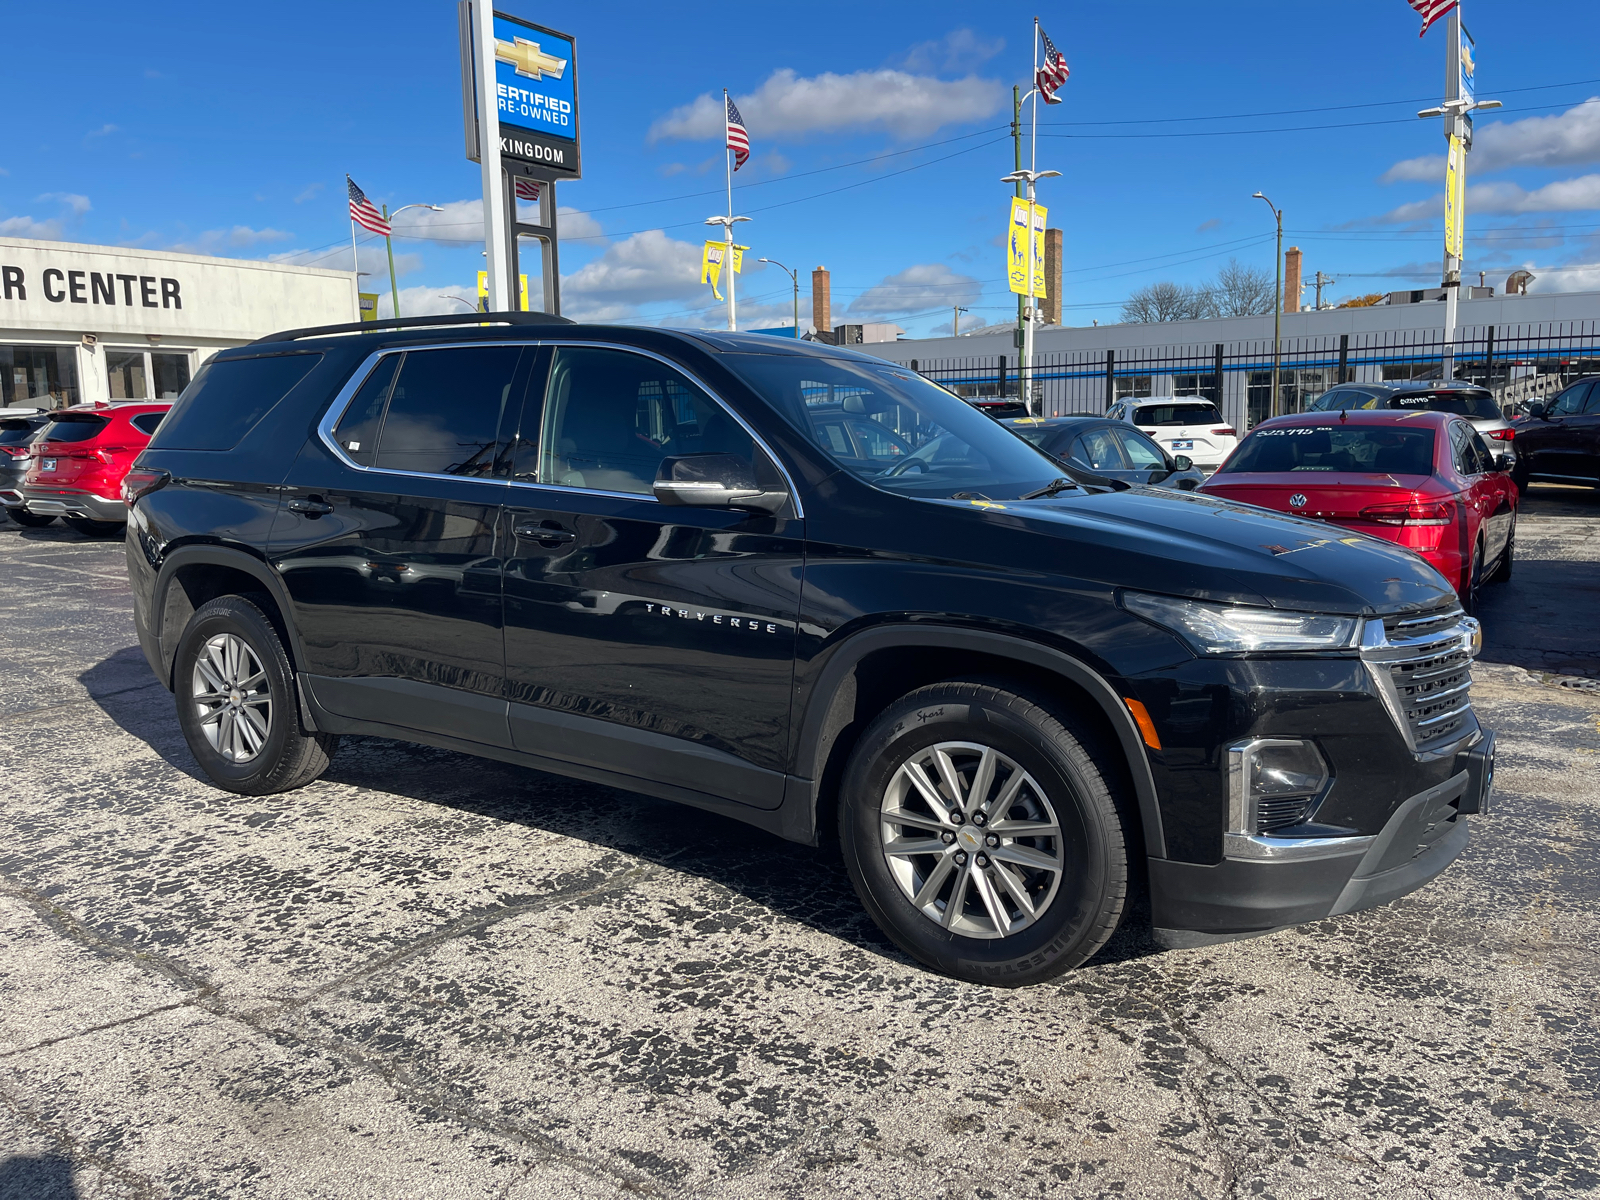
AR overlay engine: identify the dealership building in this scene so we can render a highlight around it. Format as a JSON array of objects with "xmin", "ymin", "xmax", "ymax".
[{"xmin": 0, "ymin": 238, "xmax": 358, "ymax": 410}]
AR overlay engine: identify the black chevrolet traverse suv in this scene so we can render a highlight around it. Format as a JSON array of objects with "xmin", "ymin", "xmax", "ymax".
[{"xmin": 125, "ymin": 314, "xmax": 1495, "ymax": 985}]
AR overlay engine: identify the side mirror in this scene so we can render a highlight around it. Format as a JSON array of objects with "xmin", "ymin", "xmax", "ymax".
[
  {"xmin": 1526, "ymin": 401, "xmax": 1548, "ymax": 419},
  {"xmin": 653, "ymin": 453, "xmax": 787, "ymax": 514},
  {"xmin": 1494, "ymin": 451, "xmax": 1513, "ymax": 472},
  {"xmin": 1171, "ymin": 454, "xmax": 1194, "ymax": 472}
]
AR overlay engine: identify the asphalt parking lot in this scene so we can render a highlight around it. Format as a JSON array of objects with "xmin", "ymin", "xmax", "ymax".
[{"xmin": 2, "ymin": 487, "xmax": 1597, "ymax": 1200}]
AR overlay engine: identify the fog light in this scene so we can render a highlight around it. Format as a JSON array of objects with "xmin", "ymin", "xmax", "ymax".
[{"xmin": 1227, "ymin": 738, "xmax": 1329, "ymax": 836}]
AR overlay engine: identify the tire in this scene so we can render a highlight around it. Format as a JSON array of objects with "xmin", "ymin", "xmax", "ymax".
[
  {"xmin": 1489, "ymin": 519, "xmax": 1514, "ymax": 584},
  {"xmin": 172, "ymin": 594, "xmax": 338, "ymax": 795},
  {"xmin": 64, "ymin": 517, "xmax": 125, "ymax": 537},
  {"xmin": 7, "ymin": 508, "xmax": 57, "ymax": 527},
  {"xmin": 838, "ymin": 680, "xmax": 1129, "ymax": 986},
  {"xmin": 1462, "ymin": 538, "xmax": 1485, "ymax": 615}
]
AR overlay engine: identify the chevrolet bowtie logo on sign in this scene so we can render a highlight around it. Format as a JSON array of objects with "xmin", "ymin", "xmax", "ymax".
[{"xmin": 495, "ymin": 36, "xmax": 566, "ymax": 81}]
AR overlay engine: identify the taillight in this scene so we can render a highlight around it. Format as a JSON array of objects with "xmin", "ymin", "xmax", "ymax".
[
  {"xmin": 1359, "ymin": 501, "xmax": 1452, "ymax": 526},
  {"xmin": 1486, "ymin": 428, "xmax": 1514, "ymax": 441},
  {"xmin": 1211, "ymin": 427, "xmax": 1236, "ymax": 437},
  {"xmin": 0, "ymin": 446, "xmax": 26, "ymax": 459},
  {"xmin": 121, "ymin": 467, "xmax": 170, "ymax": 506},
  {"xmin": 91, "ymin": 446, "xmax": 126, "ymax": 465}
]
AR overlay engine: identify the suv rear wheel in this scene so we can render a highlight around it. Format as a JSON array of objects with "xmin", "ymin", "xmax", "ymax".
[
  {"xmin": 64, "ymin": 517, "xmax": 124, "ymax": 537},
  {"xmin": 7, "ymin": 509, "xmax": 57, "ymax": 527},
  {"xmin": 173, "ymin": 595, "xmax": 338, "ymax": 794},
  {"xmin": 839, "ymin": 681, "xmax": 1129, "ymax": 986}
]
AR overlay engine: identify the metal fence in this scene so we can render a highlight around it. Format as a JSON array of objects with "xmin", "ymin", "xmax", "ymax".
[{"xmin": 895, "ymin": 320, "xmax": 1600, "ymax": 431}]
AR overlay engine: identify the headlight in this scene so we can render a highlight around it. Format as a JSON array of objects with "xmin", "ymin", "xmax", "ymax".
[{"xmin": 1121, "ymin": 591, "xmax": 1360, "ymax": 655}]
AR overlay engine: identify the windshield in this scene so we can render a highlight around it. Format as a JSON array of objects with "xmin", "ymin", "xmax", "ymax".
[
  {"xmin": 1220, "ymin": 424, "xmax": 1436, "ymax": 475},
  {"xmin": 722, "ymin": 353, "xmax": 1064, "ymax": 499},
  {"xmin": 1132, "ymin": 402, "xmax": 1220, "ymax": 427},
  {"xmin": 1389, "ymin": 390, "xmax": 1503, "ymax": 420}
]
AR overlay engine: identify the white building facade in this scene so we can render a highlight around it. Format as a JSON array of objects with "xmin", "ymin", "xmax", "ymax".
[{"xmin": 0, "ymin": 238, "xmax": 357, "ymax": 410}]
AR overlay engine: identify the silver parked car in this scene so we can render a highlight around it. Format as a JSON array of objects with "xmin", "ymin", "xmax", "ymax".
[{"xmin": 1309, "ymin": 380, "xmax": 1516, "ymax": 461}]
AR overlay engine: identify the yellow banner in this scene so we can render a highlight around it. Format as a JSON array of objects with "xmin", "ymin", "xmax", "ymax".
[
  {"xmin": 1006, "ymin": 200, "xmax": 1049, "ymax": 298},
  {"xmin": 358, "ymin": 293, "xmax": 379, "ymax": 322},
  {"xmin": 1444, "ymin": 134, "xmax": 1465, "ymax": 260},
  {"xmin": 701, "ymin": 242, "xmax": 726, "ymax": 300},
  {"xmin": 477, "ymin": 271, "xmax": 530, "ymax": 311}
]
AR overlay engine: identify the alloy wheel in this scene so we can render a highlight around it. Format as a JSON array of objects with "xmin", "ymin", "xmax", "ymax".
[
  {"xmin": 879, "ymin": 740, "xmax": 1065, "ymax": 939},
  {"xmin": 191, "ymin": 633, "xmax": 272, "ymax": 762}
]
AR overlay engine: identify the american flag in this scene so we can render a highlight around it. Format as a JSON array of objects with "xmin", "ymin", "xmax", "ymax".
[
  {"xmin": 1406, "ymin": 0, "xmax": 1457, "ymax": 36},
  {"xmin": 514, "ymin": 177, "xmax": 541, "ymax": 201},
  {"xmin": 725, "ymin": 94, "xmax": 750, "ymax": 171},
  {"xmin": 346, "ymin": 177, "xmax": 391, "ymax": 236},
  {"xmin": 1036, "ymin": 26, "xmax": 1069, "ymax": 104}
]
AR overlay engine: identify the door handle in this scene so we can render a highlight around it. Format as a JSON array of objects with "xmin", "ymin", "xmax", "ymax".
[
  {"xmin": 287, "ymin": 497, "xmax": 334, "ymax": 516},
  {"xmin": 514, "ymin": 519, "xmax": 575, "ymax": 544}
]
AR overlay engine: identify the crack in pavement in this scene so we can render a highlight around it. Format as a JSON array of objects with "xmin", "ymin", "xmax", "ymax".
[{"xmin": 0, "ymin": 1083, "xmax": 163, "ymax": 1200}]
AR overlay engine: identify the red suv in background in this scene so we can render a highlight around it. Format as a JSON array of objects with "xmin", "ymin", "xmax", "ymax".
[
  {"xmin": 20, "ymin": 403, "xmax": 170, "ymax": 536},
  {"xmin": 1199, "ymin": 410, "xmax": 1517, "ymax": 611}
]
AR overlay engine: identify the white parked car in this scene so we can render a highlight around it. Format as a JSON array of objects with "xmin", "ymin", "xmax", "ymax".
[{"xmin": 1107, "ymin": 397, "xmax": 1238, "ymax": 474}]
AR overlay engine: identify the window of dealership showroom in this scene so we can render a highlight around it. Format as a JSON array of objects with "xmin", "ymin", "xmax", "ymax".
[{"xmin": 0, "ymin": 238, "xmax": 358, "ymax": 409}]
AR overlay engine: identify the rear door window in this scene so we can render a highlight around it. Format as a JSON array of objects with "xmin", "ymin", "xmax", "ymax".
[
  {"xmin": 331, "ymin": 354, "xmax": 400, "ymax": 467},
  {"xmin": 370, "ymin": 346, "xmax": 524, "ymax": 478},
  {"xmin": 151, "ymin": 353, "xmax": 322, "ymax": 451}
]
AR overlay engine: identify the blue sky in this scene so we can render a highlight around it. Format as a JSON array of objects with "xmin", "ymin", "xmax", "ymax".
[{"xmin": 3, "ymin": 0, "xmax": 1598, "ymax": 336}]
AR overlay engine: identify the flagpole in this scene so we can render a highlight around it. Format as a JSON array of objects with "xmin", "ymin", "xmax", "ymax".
[
  {"xmin": 1022, "ymin": 19, "xmax": 1040, "ymax": 415},
  {"xmin": 347, "ymin": 175, "xmax": 359, "ymax": 282},
  {"xmin": 725, "ymin": 89, "xmax": 736, "ymax": 332}
]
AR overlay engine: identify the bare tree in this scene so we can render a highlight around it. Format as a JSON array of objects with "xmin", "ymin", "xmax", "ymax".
[
  {"xmin": 1210, "ymin": 258, "xmax": 1276, "ymax": 317},
  {"xmin": 1121, "ymin": 280, "xmax": 1212, "ymax": 323}
]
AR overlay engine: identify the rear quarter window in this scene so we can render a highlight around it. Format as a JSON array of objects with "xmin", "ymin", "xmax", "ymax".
[
  {"xmin": 130, "ymin": 412, "xmax": 165, "ymax": 436},
  {"xmin": 149, "ymin": 352, "xmax": 322, "ymax": 451}
]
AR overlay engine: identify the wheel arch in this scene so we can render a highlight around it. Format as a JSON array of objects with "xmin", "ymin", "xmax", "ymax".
[
  {"xmin": 153, "ymin": 544, "xmax": 306, "ymax": 692},
  {"xmin": 793, "ymin": 625, "xmax": 1166, "ymax": 859}
]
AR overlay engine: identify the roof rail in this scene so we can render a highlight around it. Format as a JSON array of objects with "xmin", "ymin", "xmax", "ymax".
[{"xmin": 252, "ymin": 310, "xmax": 575, "ymax": 344}]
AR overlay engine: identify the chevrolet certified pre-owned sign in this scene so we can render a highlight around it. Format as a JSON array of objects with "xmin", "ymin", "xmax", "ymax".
[{"xmin": 461, "ymin": 7, "xmax": 581, "ymax": 179}]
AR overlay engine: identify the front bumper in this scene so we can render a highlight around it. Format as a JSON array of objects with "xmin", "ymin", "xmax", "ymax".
[
  {"xmin": 21, "ymin": 486, "xmax": 127, "ymax": 522},
  {"xmin": 1149, "ymin": 730, "xmax": 1494, "ymax": 943}
]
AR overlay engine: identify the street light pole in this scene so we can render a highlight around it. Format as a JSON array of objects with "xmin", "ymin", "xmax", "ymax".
[
  {"xmin": 382, "ymin": 203, "xmax": 443, "ymax": 318},
  {"xmin": 1003, "ymin": 165, "xmax": 1060, "ymax": 416},
  {"xmin": 704, "ymin": 215, "xmax": 750, "ymax": 330},
  {"xmin": 758, "ymin": 258, "xmax": 800, "ymax": 338},
  {"xmin": 1253, "ymin": 191, "xmax": 1283, "ymax": 420}
]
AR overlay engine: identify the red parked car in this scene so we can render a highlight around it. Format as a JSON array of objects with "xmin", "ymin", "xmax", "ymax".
[
  {"xmin": 1199, "ymin": 410, "xmax": 1516, "ymax": 610},
  {"xmin": 20, "ymin": 403, "xmax": 170, "ymax": 536}
]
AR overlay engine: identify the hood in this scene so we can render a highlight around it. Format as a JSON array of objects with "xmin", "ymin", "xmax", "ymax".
[{"xmin": 938, "ymin": 485, "xmax": 1455, "ymax": 616}]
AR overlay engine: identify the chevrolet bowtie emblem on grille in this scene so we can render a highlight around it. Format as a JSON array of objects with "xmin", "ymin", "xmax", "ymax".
[
  {"xmin": 1289, "ymin": 493, "xmax": 1308, "ymax": 508},
  {"xmin": 495, "ymin": 37, "xmax": 567, "ymax": 80}
]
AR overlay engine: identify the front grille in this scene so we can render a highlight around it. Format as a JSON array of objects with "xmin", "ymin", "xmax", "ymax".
[{"xmin": 1363, "ymin": 606, "xmax": 1477, "ymax": 753}]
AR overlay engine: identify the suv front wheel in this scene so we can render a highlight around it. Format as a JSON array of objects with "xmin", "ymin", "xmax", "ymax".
[
  {"xmin": 839, "ymin": 681, "xmax": 1129, "ymax": 986},
  {"xmin": 173, "ymin": 595, "xmax": 338, "ymax": 794}
]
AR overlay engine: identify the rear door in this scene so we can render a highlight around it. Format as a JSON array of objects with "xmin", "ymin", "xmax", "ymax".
[
  {"xmin": 1540, "ymin": 381, "xmax": 1594, "ymax": 480},
  {"xmin": 1449, "ymin": 420, "xmax": 1504, "ymax": 564},
  {"xmin": 271, "ymin": 344, "xmax": 529, "ymax": 747},
  {"xmin": 500, "ymin": 343, "xmax": 805, "ymax": 809}
]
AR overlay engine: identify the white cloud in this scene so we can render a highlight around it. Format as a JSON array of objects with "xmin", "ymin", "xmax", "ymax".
[
  {"xmin": 1383, "ymin": 98, "xmax": 1600, "ymax": 182},
  {"xmin": 168, "ymin": 226, "xmax": 295, "ymax": 255},
  {"xmin": 895, "ymin": 29, "xmax": 1005, "ymax": 73},
  {"xmin": 650, "ymin": 68, "xmax": 1006, "ymax": 143},
  {"xmin": 294, "ymin": 182, "xmax": 324, "ymax": 204},
  {"xmin": 36, "ymin": 192, "xmax": 91, "ymax": 216},
  {"xmin": 1378, "ymin": 174, "xmax": 1600, "ymax": 222},
  {"xmin": 390, "ymin": 198, "xmax": 604, "ymax": 245},
  {"xmin": 84, "ymin": 124, "xmax": 118, "ymax": 140},
  {"xmin": 0, "ymin": 215, "xmax": 64, "ymax": 239},
  {"xmin": 377, "ymin": 285, "xmax": 481, "ymax": 319},
  {"xmin": 846, "ymin": 263, "xmax": 982, "ymax": 318},
  {"xmin": 559, "ymin": 229, "xmax": 707, "ymax": 321},
  {"xmin": 267, "ymin": 242, "xmax": 420, "ymax": 278}
]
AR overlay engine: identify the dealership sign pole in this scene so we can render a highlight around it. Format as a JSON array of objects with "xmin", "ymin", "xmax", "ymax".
[{"xmin": 460, "ymin": 4, "xmax": 580, "ymax": 315}]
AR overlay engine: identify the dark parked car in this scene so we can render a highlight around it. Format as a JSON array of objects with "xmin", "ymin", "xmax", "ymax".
[
  {"xmin": 126, "ymin": 314, "xmax": 1494, "ymax": 985},
  {"xmin": 0, "ymin": 408, "xmax": 54, "ymax": 526},
  {"xmin": 1510, "ymin": 375, "xmax": 1600, "ymax": 490},
  {"xmin": 1004, "ymin": 416, "xmax": 1206, "ymax": 490},
  {"xmin": 1309, "ymin": 379, "xmax": 1515, "ymax": 460}
]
